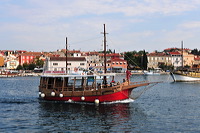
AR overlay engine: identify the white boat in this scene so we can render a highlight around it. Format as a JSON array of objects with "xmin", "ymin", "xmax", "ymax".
[
  {"xmin": 144, "ymin": 68, "xmax": 162, "ymax": 75},
  {"xmin": 144, "ymin": 71, "xmax": 161, "ymax": 75},
  {"xmin": 170, "ymin": 72, "xmax": 200, "ymax": 82},
  {"xmin": 170, "ymin": 41, "xmax": 200, "ymax": 82}
]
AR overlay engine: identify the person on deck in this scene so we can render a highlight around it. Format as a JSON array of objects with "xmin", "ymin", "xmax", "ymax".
[{"xmin": 126, "ymin": 70, "xmax": 132, "ymax": 83}]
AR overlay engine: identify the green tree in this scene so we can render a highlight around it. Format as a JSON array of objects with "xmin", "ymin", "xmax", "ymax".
[
  {"xmin": 35, "ymin": 58, "xmax": 44, "ymax": 68},
  {"xmin": 124, "ymin": 50, "xmax": 146, "ymax": 70},
  {"xmin": 29, "ymin": 63, "xmax": 36, "ymax": 70},
  {"xmin": 141, "ymin": 50, "xmax": 148, "ymax": 70},
  {"xmin": 191, "ymin": 48, "xmax": 200, "ymax": 55},
  {"xmin": 23, "ymin": 63, "xmax": 29, "ymax": 70},
  {"xmin": 16, "ymin": 65, "xmax": 23, "ymax": 70}
]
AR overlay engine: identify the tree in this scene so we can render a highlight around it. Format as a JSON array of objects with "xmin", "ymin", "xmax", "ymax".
[
  {"xmin": 16, "ymin": 65, "xmax": 23, "ymax": 70},
  {"xmin": 124, "ymin": 50, "xmax": 148, "ymax": 70},
  {"xmin": 29, "ymin": 63, "xmax": 36, "ymax": 70},
  {"xmin": 191, "ymin": 48, "xmax": 200, "ymax": 55},
  {"xmin": 23, "ymin": 63, "xmax": 29, "ymax": 70},
  {"xmin": 35, "ymin": 58, "xmax": 44, "ymax": 68},
  {"xmin": 141, "ymin": 50, "xmax": 148, "ymax": 70}
]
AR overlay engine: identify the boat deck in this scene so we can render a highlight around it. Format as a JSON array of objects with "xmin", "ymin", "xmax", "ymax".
[{"xmin": 175, "ymin": 71, "xmax": 200, "ymax": 78}]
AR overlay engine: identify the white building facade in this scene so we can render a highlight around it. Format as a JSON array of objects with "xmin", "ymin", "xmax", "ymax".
[{"xmin": 44, "ymin": 57, "xmax": 87, "ymax": 73}]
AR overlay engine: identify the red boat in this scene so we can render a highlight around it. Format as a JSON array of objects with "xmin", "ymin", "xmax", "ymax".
[
  {"xmin": 39, "ymin": 74, "xmax": 152, "ymax": 103},
  {"xmin": 39, "ymin": 24, "xmax": 154, "ymax": 104}
]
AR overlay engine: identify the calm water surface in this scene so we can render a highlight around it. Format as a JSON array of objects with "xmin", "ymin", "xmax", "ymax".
[{"xmin": 0, "ymin": 75, "xmax": 200, "ymax": 132}]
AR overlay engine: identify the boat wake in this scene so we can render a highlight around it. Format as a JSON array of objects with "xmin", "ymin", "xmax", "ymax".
[
  {"xmin": 0, "ymin": 97, "xmax": 38, "ymax": 104},
  {"xmin": 101, "ymin": 99, "xmax": 134, "ymax": 104},
  {"xmin": 39, "ymin": 98, "xmax": 135, "ymax": 105}
]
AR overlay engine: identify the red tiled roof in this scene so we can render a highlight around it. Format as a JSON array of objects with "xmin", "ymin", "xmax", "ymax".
[
  {"xmin": 168, "ymin": 52, "xmax": 181, "ymax": 55},
  {"xmin": 107, "ymin": 58, "xmax": 126, "ymax": 62},
  {"xmin": 147, "ymin": 52, "xmax": 170, "ymax": 56},
  {"xmin": 82, "ymin": 51, "xmax": 100, "ymax": 56},
  {"xmin": 194, "ymin": 57, "xmax": 200, "ymax": 61},
  {"xmin": 19, "ymin": 52, "xmax": 43, "ymax": 56}
]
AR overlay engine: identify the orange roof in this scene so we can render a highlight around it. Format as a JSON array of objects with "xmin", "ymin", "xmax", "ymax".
[
  {"xmin": 107, "ymin": 58, "xmax": 126, "ymax": 62},
  {"xmin": 147, "ymin": 52, "xmax": 170, "ymax": 56},
  {"xmin": 168, "ymin": 52, "xmax": 181, "ymax": 55},
  {"xmin": 19, "ymin": 52, "xmax": 43, "ymax": 56}
]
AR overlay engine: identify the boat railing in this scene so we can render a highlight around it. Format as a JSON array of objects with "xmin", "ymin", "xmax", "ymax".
[
  {"xmin": 42, "ymin": 67, "xmax": 87, "ymax": 75},
  {"xmin": 175, "ymin": 71, "xmax": 200, "ymax": 77},
  {"xmin": 129, "ymin": 80, "xmax": 149, "ymax": 85}
]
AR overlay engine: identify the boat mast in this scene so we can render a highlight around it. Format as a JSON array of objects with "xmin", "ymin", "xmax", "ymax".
[
  {"xmin": 102, "ymin": 24, "xmax": 108, "ymax": 85},
  {"xmin": 66, "ymin": 37, "xmax": 68, "ymax": 74},
  {"xmin": 103, "ymin": 24, "xmax": 107, "ymax": 74},
  {"xmin": 181, "ymin": 41, "xmax": 183, "ymax": 73}
]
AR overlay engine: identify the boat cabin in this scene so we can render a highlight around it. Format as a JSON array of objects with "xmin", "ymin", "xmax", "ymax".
[{"xmin": 39, "ymin": 74, "xmax": 119, "ymax": 93}]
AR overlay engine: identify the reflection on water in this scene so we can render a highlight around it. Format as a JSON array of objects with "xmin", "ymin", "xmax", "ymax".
[{"xmin": 37, "ymin": 101, "xmax": 147, "ymax": 132}]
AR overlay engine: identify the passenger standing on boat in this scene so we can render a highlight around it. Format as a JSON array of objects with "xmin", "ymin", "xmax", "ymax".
[
  {"xmin": 126, "ymin": 70, "xmax": 132, "ymax": 83},
  {"xmin": 110, "ymin": 80, "xmax": 115, "ymax": 87}
]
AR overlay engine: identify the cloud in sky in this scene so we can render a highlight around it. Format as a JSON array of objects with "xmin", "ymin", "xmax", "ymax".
[{"xmin": 1, "ymin": 0, "xmax": 200, "ymax": 52}]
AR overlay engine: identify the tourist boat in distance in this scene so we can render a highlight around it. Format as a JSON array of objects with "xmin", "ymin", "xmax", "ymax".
[
  {"xmin": 0, "ymin": 70, "xmax": 18, "ymax": 78},
  {"xmin": 39, "ymin": 24, "xmax": 158, "ymax": 104},
  {"xmin": 143, "ymin": 68, "xmax": 162, "ymax": 75}
]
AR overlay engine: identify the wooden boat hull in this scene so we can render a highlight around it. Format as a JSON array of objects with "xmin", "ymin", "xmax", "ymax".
[
  {"xmin": 171, "ymin": 73, "xmax": 200, "ymax": 82},
  {"xmin": 42, "ymin": 89, "xmax": 132, "ymax": 103}
]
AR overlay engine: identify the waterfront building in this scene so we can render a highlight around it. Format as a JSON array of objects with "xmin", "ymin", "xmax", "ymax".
[
  {"xmin": 82, "ymin": 51, "xmax": 101, "ymax": 71},
  {"xmin": 168, "ymin": 52, "xmax": 182, "ymax": 69},
  {"xmin": 107, "ymin": 58, "xmax": 127, "ymax": 73},
  {"xmin": 0, "ymin": 56, "xmax": 4, "ymax": 67},
  {"xmin": 182, "ymin": 51, "xmax": 195, "ymax": 67},
  {"xmin": 6, "ymin": 60, "xmax": 19, "ymax": 69},
  {"xmin": 147, "ymin": 52, "xmax": 171, "ymax": 69},
  {"xmin": 44, "ymin": 56, "xmax": 87, "ymax": 73},
  {"xmin": 18, "ymin": 52, "xmax": 44, "ymax": 65}
]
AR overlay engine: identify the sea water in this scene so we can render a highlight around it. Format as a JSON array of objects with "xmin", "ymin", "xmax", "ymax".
[{"xmin": 0, "ymin": 75, "xmax": 200, "ymax": 132}]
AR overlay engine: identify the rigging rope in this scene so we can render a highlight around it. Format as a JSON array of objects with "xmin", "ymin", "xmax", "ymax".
[
  {"xmin": 117, "ymin": 82, "xmax": 160, "ymax": 100},
  {"xmin": 130, "ymin": 82, "xmax": 159, "ymax": 100}
]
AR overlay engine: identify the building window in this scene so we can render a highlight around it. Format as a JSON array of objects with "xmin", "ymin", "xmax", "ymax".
[
  {"xmin": 80, "ymin": 63, "xmax": 85, "ymax": 65},
  {"xmin": 67, "ymin": 63, "xmax": 71, "ymax": 65},
  {"xmin": 53, "ymin": 63, "xmax": 58, "ymax": 65}
]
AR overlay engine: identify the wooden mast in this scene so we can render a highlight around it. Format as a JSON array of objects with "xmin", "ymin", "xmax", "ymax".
[
  {"xmin": 66, "ymin": 37, "xmax": 68, "ymax": 74},
  {"xmin": 181, "ymin": 41, "xmax": 183, "ymax": 73},
  {"xmin": 103, "ymin": 24, "xmax": 108, "ymax": 85},
  {"xmin": 103, "ymin": 24, "xmax": 107, "ymax": 74}
]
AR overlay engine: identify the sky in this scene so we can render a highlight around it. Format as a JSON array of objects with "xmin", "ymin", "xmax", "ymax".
[{"xmin": 1, "ymin": 0, "xmax": 200, "ymax": 53}]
